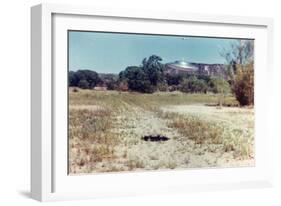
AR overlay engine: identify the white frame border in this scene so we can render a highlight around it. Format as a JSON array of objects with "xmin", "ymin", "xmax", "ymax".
[{"xmin": 31, "ymin": 3, "xmax": 274, "ymax": 202}]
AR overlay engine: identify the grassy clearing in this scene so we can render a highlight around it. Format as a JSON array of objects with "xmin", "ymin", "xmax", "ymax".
[
  {"xmin": 69, "ymin": 89, "xmax": 254, "ymax": 174},
  {"xmin": 69, "ymin": 89, "xmax": 237, "ymax": 108}
]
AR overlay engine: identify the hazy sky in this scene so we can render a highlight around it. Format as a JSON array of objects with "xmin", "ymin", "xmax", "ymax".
[{"xmin": 69, "ymin": 31, "xmax": 241, "ymax": 73}]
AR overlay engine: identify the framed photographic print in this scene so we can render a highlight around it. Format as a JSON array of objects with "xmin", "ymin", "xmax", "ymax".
[{"xmin": 31, "ymin": 3, "xmax": 274, "ymax": 201}]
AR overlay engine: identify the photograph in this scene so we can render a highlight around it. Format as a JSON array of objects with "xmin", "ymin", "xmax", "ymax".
[{"xmin": 68, "ymin": 31, "xmax": 255, "ymax": 174}]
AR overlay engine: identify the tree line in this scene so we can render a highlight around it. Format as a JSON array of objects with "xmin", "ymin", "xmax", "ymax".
[
  {"xmin": 69, "ymin": 56, "xmax": 228, "ymax": 94},
  {"xmin": 69, "ymin": 40, "xmax": 254, "ymax": 106}
]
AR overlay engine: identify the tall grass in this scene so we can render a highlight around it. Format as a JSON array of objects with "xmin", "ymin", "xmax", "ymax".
[
  {"xmin": 155, "ymin": 109, "xmax": 224, "ymax": 144},
  {"xmin": 69, "ymin": 106, "xmax": 120, "ymax": 174},
  {"xmin": 155, "ymin": 109, "xmax": 253, "ymax": 159}
]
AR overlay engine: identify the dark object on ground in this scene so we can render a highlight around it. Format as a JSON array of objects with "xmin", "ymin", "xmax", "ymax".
[
  {"xmin": 142, "ymin": 135, "xmax": 169, "ymax": 142},
  {"xmin": 72, "ymin": 87, "xmax": 79, "ymax": 92}
]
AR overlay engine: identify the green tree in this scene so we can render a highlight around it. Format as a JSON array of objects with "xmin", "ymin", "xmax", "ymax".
[
  {"xmin": 120, "ymin": 66, "xmax": 155, "ymax": 93},
  {"xmin": 119, "ymin": 55, "xmax": 165, "ymax": 93},
  {"xmin": 142, "ymin": 55, "xmax": 165, "ymax": 86},
  {"xmin": 180, "ymin": 76, "xmax": 208, "ymax": 93},
  {"xmin": 209, "ymin": 77, "xmax": 231, "ymax": 108},
  {"xmin": 74, "ymin": 70, "xmax": 101, "ymax": 88},
  {"xmin": 68, "ymin": 70, "xmax": 101, "ymax": 89},
  {"xmin": 69, "ymin": 71, "xmax": 78, "ymax": 86}
]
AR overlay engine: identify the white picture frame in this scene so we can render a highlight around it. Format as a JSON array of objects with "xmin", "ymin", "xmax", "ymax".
[{"xmin": 31, "ymin": 3, "xmax": 274, "ymax": 202}]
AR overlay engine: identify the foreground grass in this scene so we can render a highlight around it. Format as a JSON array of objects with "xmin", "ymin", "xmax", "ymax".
[
  {"xmin": 155, "ymin": 109, "xmax": 254, "ymax": 159},
  {"xmin": 69, "ymin": 107, "xmax": 121, "ymax": 173},
  {"xmin": 69, "ymin": 89, "xmax": 254, "ymax": 174}
]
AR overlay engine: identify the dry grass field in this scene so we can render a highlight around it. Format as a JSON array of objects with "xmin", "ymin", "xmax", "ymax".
[{"xmin": 68, "ymin": 88, "xmax": 254, "ymax": 174}]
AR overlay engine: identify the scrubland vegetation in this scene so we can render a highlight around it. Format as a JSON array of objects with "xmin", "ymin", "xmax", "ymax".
[{"xmin": 69, "ymin": 90, "xmax": 254, "ymax": 174}]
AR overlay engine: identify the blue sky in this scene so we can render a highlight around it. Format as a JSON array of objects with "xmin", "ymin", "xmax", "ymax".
[{"xmin": 69, "ymin": 31, "xmax": 240, "ymax": 73}]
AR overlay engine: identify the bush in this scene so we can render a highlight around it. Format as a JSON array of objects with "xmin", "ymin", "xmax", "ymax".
[
  {"xmin": 157, "ymin": 82, "xmax": 169, "ymax": 92},
  {"xmin": 69, "ymin": 70, "xmax": 101, "ymax": 89},
  {"xmin": 99, "ymin": 73, "xmax": 119, "ymax": 90},
  {"xmin": 165, "ymin": 74, "xmax": 183, "ymax": 86},
  {"xmin": 77, "ymin": 79, "xmax": 90, "ymax": 89},
  {"xmin": 117, "ymin": 81, "xmax": 129, "ymax": 92},
  {"xmin": 106, "ymin": 80, "xmax": 118, "ymax": 90},
  {"xmin": 233, "ymin": 63, "xmax": 254, "ymax": 106},
  {"xmin": 209, "ymin": 77, "xmax": 231, "ymax": 107},
  {"xmin": 180, "ymin": 77, "xmax": 208, "ymax": 93},
  {"xmin": 168, "ymin": 85, "xmax": 179, "ymax": 92},
  {"xmin": 209, "ymin": 77, "xmax": 231, "ymax": 94}
]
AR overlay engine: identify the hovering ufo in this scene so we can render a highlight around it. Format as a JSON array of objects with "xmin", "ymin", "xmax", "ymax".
[{"xmin": 165, "ymin": 60, "xmax": 198, "ymax": 75}]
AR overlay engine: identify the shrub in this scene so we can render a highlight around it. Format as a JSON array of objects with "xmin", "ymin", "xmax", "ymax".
[
  {"xmin": 168, "ymin": 85, "xmax": 179, "ymax": 92},
  {"xmin": 117, "ymin": 81, "xmax": 129, "ymax": 92},
  {"xmin": 180, "ymin": 77, "xmax": 208, "ymax": 93},
  {"xmin": 233, "ymin": 63, "xmax": 254, "ymax": 106},
  {"xmin": 209, "ymin": 77, "xmax": 231, "ymax": 107},
  {"xmin": 106, "ymin": 80, "xmax": 118, "ymax": 90},
  {"xmin": 209, "ymin": 77, "xmax": 229, "ymax": 94},
  {"xmin": 77, "ymin": 79, "xmax": 90, "ymax": 89},
  {"xmin": 165, "ymin": 74, "xmax": 183, "ymax": 86},
  {"xmin": 157, "ymin": 82, "xmax": 169, "ymax": 92}
]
